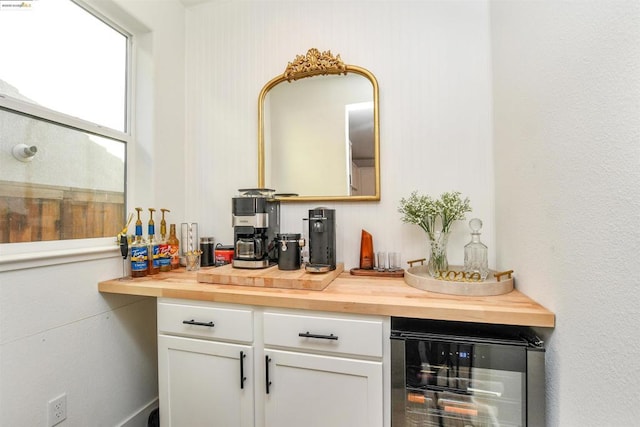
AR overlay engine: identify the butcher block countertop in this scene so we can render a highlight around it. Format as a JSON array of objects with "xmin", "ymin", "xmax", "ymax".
[{"xmin": 98, "ymin": 268, "xmax": 555, "ymax": 328}]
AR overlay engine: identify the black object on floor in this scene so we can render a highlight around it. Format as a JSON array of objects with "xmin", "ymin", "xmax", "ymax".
[{"xmin": 147, "ymin": 408, "xmax": 159, "ymax": 427}]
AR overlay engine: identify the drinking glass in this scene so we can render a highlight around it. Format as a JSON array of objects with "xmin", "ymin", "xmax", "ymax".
[
  {"xmin": 186, "ymin": 252, "xmax": 201, "ymax": 271},
  {"xmin": 389, "ymin": 252, "xmax": 402, "ymax": 271},
  {"xmin": 376, "ymin": 251, "xmax": 387, "ymax": 271}
]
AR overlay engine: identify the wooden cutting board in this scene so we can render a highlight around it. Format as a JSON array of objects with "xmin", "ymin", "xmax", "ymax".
[{"xmin": 196, "ymin": 263, "xmax": 344, "ymax": 290}]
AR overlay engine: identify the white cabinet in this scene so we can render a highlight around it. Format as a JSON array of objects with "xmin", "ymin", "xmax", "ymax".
[
  {"xmin": 263, "ymin": 311, "xmax": 383, "ymax": 358},
  {"xmin": 158, "ymin": 335, "xmax": 254, "ymax": 427},
  {"xmin": 157, "ymin": 299, "xmax": 389, "ymax": 427},
  {"xmin": 157, "ymin": 299, "xmax": 255, "ymax": 427},
  {"xmin": 264, "ymin": 349, "xmax": 382, "ymax": 427},
  {"xmin": 263, "ymin": 310, "xmax": 385, "ymax": 427}
]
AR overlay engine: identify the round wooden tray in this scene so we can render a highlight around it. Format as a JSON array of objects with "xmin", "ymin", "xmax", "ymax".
[{"xmin": 404, "ymin": 265, "xmax": 514, "ymax": 296}]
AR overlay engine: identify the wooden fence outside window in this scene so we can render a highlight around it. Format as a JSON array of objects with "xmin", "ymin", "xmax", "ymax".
[{"xmin": 0, "ymin": 180, "xmax": 124, "ymax": 243}]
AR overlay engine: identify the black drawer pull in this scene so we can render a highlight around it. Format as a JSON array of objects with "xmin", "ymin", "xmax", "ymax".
[
  {"xmin": 298, "ymin": 331, "xmax": 339, "ymax": 341},
  {"xmin": 240, "ymin": 351, "xmax": 246, "ymax": 389},
  {"xmin": 265, "ymin": 355, "xmax": 272, "ymax": 394},
  {"xmin": 182, "ymin": 319, "xmax": 215, "ymax": 327}
]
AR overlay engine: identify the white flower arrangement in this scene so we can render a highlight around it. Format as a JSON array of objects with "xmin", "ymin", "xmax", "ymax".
[{"xmin": 398, "ymin": 191, "xmax": 472, "ymax": 239}]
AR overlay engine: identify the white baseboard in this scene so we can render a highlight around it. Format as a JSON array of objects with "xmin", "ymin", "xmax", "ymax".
[{"xmin": 119, "ymin": 397, "xmax": 159, "ymax": 427}]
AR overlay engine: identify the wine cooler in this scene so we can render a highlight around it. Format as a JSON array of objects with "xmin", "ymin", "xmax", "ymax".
[{"xmin": 391, "ymin": 318, "xmax": 545, "ymax": 427}]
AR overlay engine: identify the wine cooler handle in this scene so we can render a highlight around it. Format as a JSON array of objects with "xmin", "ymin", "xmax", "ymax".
[
  {"xmin": 298, "ymin": 331, "xmax": 338, "ymax": 340},
  {"xmin": 182, "ymin": 319, "xmax": 215, "ymax": 327},
  {"xmin": 265, "ymin": 355, "xmax": 272, "ymax": 394},
  {"xmin": 240, "ymin": 351, "xmax": 246, "ymax": 389}
]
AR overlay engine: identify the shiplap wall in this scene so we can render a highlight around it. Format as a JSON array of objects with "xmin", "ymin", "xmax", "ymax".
[{"xmin": 185, "ymin": 1, "xmax": 496, "ymax": 270}]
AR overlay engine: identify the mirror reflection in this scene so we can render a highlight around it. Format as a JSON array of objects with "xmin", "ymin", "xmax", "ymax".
[{"xmin": 258, "ymin": 49, "xmax": 380, "ymax": 201}]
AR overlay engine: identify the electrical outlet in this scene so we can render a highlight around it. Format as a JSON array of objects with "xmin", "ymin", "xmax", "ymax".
[{"xmin": 47, "ymin": 393, "xmax": 67, "ymax": 426}]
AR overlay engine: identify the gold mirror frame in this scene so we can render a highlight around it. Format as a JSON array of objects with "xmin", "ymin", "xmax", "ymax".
[{"xmin": 258, "ymin": 48, "xmax": 380, "ymax": 202}]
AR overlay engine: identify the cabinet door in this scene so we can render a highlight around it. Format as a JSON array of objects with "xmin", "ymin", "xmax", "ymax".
[
  {"xmin": 264, "ymin": 349, "xmax": 383, "ymax": 427},
  {"xmin": 158, "ymin": 335, "xmax": 254, "ymax": 427}
]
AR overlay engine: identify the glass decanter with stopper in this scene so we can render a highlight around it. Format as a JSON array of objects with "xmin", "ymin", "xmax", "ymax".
[{"xmin": 464, "ymin": 218, "xmax": 489, "ymax": 280}]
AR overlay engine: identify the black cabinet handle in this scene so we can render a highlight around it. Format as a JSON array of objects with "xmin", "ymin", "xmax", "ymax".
[
  {"xmin": 182, "ymin": 319, "xmax": 215, "ymax": 327},
  {"xmin": 265, "ymin": 355, "xmax": 272, "ymax": 394},
  {"xmin": 240, "ymin": 351, "xmax": 246, "ymax": 389},
  {"xmin": 298, "ymin": 331, "xmax": 338, "ymax": 341}
]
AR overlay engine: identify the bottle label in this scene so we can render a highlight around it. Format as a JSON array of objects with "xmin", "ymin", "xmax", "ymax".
[
  {"xmin": 158, "ymin": 243, "xmax": 170, "ymax": 267},
  {"xmin": 169, "ymin": 244, "xmax": 179, "ymax": 266},
  {"xmin": 131, "ymin": 246, "xmax": 148, "ymax": 271},
  {"xmin": 150, "ymin": 244, "xmax": 161, "ymax": 268}
]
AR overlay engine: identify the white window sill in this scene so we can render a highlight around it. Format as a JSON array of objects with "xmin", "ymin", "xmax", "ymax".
[{"xmin": 0, "ymin": 238, "xmax": 120, "ymax": 272}]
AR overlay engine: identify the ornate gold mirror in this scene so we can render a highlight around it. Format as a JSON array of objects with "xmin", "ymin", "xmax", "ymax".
[{"xmin": 258, "ymin": 48, "xmax": 380, "ymax": 201}]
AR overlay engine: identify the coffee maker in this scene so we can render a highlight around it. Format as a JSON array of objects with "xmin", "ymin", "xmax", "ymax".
[
  {"xmin": 232, "ymin": 189, "xmax": 280, "ymax": 269},
  {"xmin": 306, "ymin": 207, "xmax": 336, "ymax": 272}
]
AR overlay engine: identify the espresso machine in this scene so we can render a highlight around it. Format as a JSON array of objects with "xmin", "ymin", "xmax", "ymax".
[
  {"xmin": 306, "ymin": 207, "xmax": 336, "ymax": 272},
  {"xmin": 232, "ymin": 189, "xmax": 280, "ymax": 269}
]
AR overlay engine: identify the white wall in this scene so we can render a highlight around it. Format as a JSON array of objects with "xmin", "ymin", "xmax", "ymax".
[
  {"xmin": 0, "ymin": 0, "xmax": 186, "ymax": 425},
  {"xmin": 185, "ymin": 0, "xmax": 495, "ymax": 269},
  {"xmin": 7, "ymin": 1, "xmax": 637, "ymax": 425},
  {"xmin": 0, "ymin": 259, "xmax": 157, "ymax": 426},
  {"xmin": 186, "ymin": 1, "xmax": 640, "ymax": 425},
  {"xmin": 491, "ymin": 1, "xmax": 640, "ymax": 425}
]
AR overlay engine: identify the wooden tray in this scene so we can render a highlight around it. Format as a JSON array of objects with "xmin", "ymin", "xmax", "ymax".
[
  {"xmin": 350, "ymin": 268, "xmax": 404, "ymax": 278},
  {"xmin": 197, "ymin": 263, "xmax": 344, "ymax": 291},
  {"xmin": 404, "ymin": 265, "xmax": 514, "ymax": 296}
]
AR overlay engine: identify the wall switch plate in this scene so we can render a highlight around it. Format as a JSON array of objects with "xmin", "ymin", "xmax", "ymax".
[{"xmin": 47, "ymin": 393, "xmax": 67, "ymax": 426}]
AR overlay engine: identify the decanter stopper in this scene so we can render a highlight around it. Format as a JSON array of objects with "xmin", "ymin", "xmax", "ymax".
[{"xmin": 464, "ymin": 218, "xmax": 489, "ymax": 280}]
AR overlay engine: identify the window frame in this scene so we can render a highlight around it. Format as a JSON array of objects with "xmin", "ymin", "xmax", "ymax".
[{"xmin": 0, "ymin": 0, "xmax": 133, "ymax": 266}]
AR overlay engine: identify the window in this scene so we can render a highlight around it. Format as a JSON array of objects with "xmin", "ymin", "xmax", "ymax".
[{"xmin": 0, "ymin": 0, "xmax": 129, "ymax": 244}]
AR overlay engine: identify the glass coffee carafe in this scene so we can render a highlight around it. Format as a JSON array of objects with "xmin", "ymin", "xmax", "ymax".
[{"xmin": 236, "ymin": 237, "xmax": 263, "ymax": 260}]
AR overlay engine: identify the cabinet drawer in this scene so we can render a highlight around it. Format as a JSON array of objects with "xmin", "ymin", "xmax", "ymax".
[
  {"xmin": 263, "ymin": 311, "xmax": 383, "ymax": 358},
  {"xmin": 158, "ymin": 301, "xmax": 253, "ymax": 343}
]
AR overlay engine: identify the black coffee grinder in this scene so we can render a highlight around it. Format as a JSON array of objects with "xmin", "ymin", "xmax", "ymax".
[
  {"xmin": 232, "ymin": 189, "xmax": 280, "ymax": 269},
  {"xmin": 306, "ymin": 207, "xmax": 336, "ymax": 272}
]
